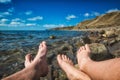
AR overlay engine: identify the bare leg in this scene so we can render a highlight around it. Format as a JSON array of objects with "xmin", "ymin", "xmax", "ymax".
[
  {"xmin": 77, "ymin": 44, "xmax": 120, "ymax": 80},
  {"xmin": 2, "ymin": 41, "xmax": 48, "ymax": 80},
  {"xmin": 57, "ymin": 54, "xmax": 91, "ymax": 80}
]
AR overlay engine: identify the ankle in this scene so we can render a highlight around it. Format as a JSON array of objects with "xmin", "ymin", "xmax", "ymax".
[
  {"xmin": 81, "ymin": 57, "xmax": 93, "ymax": 71},
  {"xmin": 24, "ymin": 65, "xmax": 40, "ymax": 80}
]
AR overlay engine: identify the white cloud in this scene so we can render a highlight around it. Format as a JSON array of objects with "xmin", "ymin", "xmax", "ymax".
[
  {"xmin": 43, "ymin": 24, "xmax": 65, "ymax": 28},
  {"xmin": 26, "ymin": 23, "xmax": 36, "ymax": 26},
  {"xmin": 10, "ymin": 21, "xmax": 21, "ymax": 25},
  {"xmin": 12, "ymin": 18, "xmax": 21, "ymax": 22},
  {"xmin": 66, "ymin": 15, "xmax": 77, "ymax": 20},
  {"xmin": 84, "ymin": 12, "xmax": 100, "ymax": 17},
  {"xmin": 25, "ymin": 11, "xmax": 32, "ymax": 15},
  {"xmin": 0, "ymin": 18, "xmax": 9, "ymax": 22},
  {"xmin": 0, "ymin": 23, "xmax": 7, "ymax": 26},
  {"xmin": 84, "ymin": 13, "xmax": 90, "ymax": 17},
  {"xmin": 106, "ymin": 8, "xmax": 120, "ymax": 13},
  {"xmin": 0, "ymin": 12, "xmax": 12, "ymax": 17},
  {"xmin": 0, "ymin": 18, "xmax": 9, "ymax": 26},
  {"xmin": 28, "ymin": 16, "xmax": 43, "ymax": 21},
  {"xmin": 92, "ymin": 12, "xmax": 100, "ymax": 16},
  {"xmin": 0, "ymin": 0, "xmax": 11, "ymax": 3}
]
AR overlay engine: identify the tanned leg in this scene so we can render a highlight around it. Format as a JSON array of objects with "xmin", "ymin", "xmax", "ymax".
[
  {"xmin": 57, "ymin": 54, "xmax": 91, "ymax": 80},
  {"xmin": 2, "ymin": 41, "xmax": 48, "ymax": 80},
  {"xmin": 77, "ymin": 44, "xmax": 120, "ymax": 80}
]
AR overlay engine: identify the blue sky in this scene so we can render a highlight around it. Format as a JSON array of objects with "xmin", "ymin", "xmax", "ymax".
[{"xmin": 0, "ymin": 0, "xmax": 120, "ymax": 30}]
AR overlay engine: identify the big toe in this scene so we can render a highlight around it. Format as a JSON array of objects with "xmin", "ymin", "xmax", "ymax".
[
  {"xmin": 57, "ymin": 55, "xmax": 62, "ymax": 64},
  {"xmin": 25, "ymin": 54, "xmax": 32, "ymax": 63},
  {"xmin": 40, "ymin": 41, "xmax": 46, "ymax": 47},
  {"xmin": 85, "ymin": 44, "xmax": 91, "ymax": 53}
]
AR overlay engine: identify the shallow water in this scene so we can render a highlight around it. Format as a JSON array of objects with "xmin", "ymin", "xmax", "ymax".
[{"xmin": 0, "ymin": 30, "xmax": 86, "ymax": 51}]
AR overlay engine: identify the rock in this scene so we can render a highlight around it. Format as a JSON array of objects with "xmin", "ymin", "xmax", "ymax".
[
  {"xmin": 47, "ymin": 53, "xmax": 56, "ymax": 64},
  {"xmin": 58, "ymin": 70, "xmax": 67, "ymax": 80},
  {"xmin": 49, "ymin": 35, "xmax": 56, "ymax": 39},
  {"xmin": 109, "ymin": 39, "xmax": 117, "ymax": 46},
  {"xmin": 75, "ymin": 40, "xmax": 84, "ymax": 48},
  {"xmin": 103, "ymin": 30, "xmax": 116, "ymax": 38},
  {"xmin": 108, "ymin": 42, "xmax": 120, "ymax": 58},
  {"xmin": 99, "ymin": 30, "xmax": 105, "ymax": 34},
  {"xmin": 89, "ymin": 43, "xmax": 113, "ymax": 61},
  {"xmin": 112, "ymin": 50, "xmax": 120, "ymax": 58},
  {"xmin": 116, "ymin": 35, "xmax": 120, "ymax": 41},
  {"xmin": 81, "ymin": 36, "xmax": 91, "ymax": 44},
  {"xmin": 88, "ymin": 36, "xmax": 100, "ymax": 43}
]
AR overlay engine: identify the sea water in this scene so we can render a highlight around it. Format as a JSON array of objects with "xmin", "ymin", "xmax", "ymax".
[{"xmin": 0, "ymin": 30, "xmax": 86, "ymax": 51}]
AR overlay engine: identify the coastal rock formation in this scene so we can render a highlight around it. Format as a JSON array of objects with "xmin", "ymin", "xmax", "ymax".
[
  {"xmin": 74, "ymin": 11, "xmax": 120, "ymax": 29},
  {"xmin": 52, "ymin": 11, "xmax": 120, "ymax": 30}
]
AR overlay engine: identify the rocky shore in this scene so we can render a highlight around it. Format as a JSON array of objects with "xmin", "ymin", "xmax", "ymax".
[{"xmin": 0, "ymin": 27, "xmax": 120, "ymax": 80}]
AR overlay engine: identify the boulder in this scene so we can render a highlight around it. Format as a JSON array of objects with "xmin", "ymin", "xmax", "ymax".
[
  {"xmin": 108, "ymin": 42, "xmax": 120, "ymax": 58},
  {"xmin": 89, "ymin": 43, "xmax": 113, "ymax": 61}
]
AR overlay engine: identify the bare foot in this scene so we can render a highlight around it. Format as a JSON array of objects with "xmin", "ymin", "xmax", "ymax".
[
  {"xmin": 77, "ymin": 44, "xmax": 92, "ymax": 70},
  {"xmin": 57, "ymin": 54, "xmax": 91, "ymax": 80},
  {"xmin": 25, "ymin": 41, "xmax": 48, "ymax": 77}
]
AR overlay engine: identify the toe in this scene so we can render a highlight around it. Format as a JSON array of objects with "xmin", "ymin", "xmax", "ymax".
[
  {"xmin": 42, "ymin": 41, "xmax": 47, "ymax": 48},
  {"xmin": 39, "ymin": 42, "xmax": 42, "ymax": 48},
  {"xmin": 25, "ymin": 54, "xmax": 32, "ymax": 62},
  {"xmin": 62, "ymin": 54, "xmax": 66, "ymax": 61},
  {"xmin": 80, "ymin": 47, "xmax": 83, "ymax": 50},
  {"xmin": 85, "ymin": 44, "xmax": 91, "ymax": 53},
  {"xmin": 82, "ymin": 46, "xmax": 85, "ymax": 50},
  {"xmin": 42, "ymin": 41, "xmax": 46, "ymax": 45},
  {"xmin": 57, "ymin": 54, "xmax": 62, "ymax": 63}
]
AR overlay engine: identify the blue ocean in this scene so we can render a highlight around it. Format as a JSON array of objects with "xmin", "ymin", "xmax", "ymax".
[{"xmin": 0, "ymin": 30, "xmax": 86, "ymax": 51}]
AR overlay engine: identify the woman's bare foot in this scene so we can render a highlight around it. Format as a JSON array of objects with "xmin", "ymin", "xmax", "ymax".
[
  {"xmin": 77, "ymin": 44, "xmax": 92, "ymax": 70},
  {"xmin": 25, "ymin": 41, "xmax": 48, "ymax": 77},
  {"xmin": 57, "ymin": 54, "xmax": 91, "ymax": 80}
]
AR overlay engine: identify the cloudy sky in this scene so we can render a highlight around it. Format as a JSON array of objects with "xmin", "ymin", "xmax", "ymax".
[{"xmin": 0, "ymin": 0, "xmax": 120, "ymax": 30}]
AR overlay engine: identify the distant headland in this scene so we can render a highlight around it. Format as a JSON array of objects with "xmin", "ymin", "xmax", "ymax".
[{"xmin": 51, "ymin": 11, "xmax": 120, "ymax": 30}]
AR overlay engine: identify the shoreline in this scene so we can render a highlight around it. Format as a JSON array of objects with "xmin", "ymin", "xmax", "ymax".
[{"xmin": 51, "ymin": 26, "xmax": 120, "ymax": 32}]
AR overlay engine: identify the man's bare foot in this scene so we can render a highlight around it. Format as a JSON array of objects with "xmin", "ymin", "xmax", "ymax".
[
  {"xmin": 57, "ymin": 54, "xmax": 91, "ymax": 80},
  {"xmin": 77, "ymin": 44, "xmax": 92, "ymax": 70},
  {"xmin": 25, "ymin": 41, "xmax": 48, "ymax": 77}
]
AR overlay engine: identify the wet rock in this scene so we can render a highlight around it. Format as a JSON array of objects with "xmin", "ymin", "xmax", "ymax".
[{"xmin": 49, "ymin": 35, "xmax": 56, "ymax": 39}]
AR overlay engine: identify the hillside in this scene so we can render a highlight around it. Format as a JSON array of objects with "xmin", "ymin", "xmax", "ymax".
[
  {"xmin": 74, "ymin": 11, "xmax": 120, "ymax": 29},
  {"xmin": 52, "ymin": 11, "xmax": 120, "ymax": 30}
]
